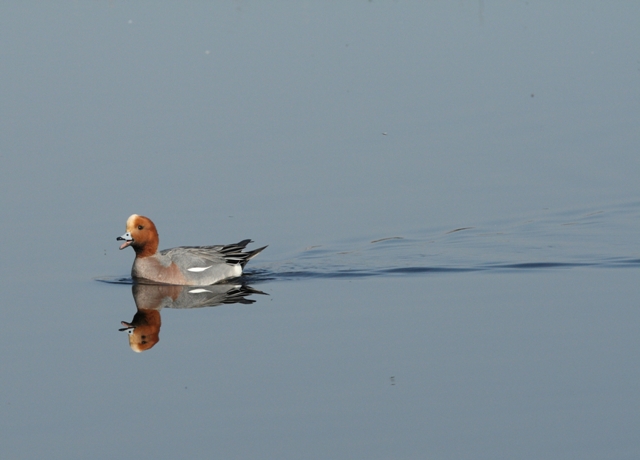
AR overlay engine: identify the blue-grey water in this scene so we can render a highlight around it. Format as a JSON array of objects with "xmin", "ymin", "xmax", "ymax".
[{"xmin": 1, "ymin": 3, "xmax": 640, "ymax": 459}]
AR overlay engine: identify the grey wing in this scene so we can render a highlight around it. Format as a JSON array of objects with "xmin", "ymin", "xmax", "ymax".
[
  {"xmin": 164, "ymin": 240, "xmax": 265, "ymax": 266},
  {"xmin": 160, "ymin": 245, "xmax": 228, "ymax": 268},
  {"xmin": 160, "ymin": 245, "xmax": 238, "ymax": 284},
  {"xmin": 160, "ymin": 241, "xmax": 266, "ymax": 285}
]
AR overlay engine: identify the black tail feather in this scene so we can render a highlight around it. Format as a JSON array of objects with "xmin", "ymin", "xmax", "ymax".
[{"xmin": 222, "ymin": 240, "xmax": 268, "ymax": 268}]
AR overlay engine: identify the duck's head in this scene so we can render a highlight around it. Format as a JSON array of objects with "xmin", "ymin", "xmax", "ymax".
[{"xmin": 117, "ymin": 214, "xmax": 159, "ymax": 257}]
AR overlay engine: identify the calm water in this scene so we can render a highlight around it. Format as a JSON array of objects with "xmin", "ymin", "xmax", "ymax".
[{"xmin": 1, "ymin": 3, "xmax": 639, "ymax": 459}]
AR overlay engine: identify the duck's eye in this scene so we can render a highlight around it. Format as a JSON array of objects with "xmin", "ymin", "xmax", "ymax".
[{"xmin": 137, "ymin": 225, "xmax": 144, "ymax": 230}]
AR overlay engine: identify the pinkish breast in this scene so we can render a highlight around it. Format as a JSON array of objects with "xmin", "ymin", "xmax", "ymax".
[{"xmin": 132, "ymin": 257, "xmax": 187, "ymax": 285}]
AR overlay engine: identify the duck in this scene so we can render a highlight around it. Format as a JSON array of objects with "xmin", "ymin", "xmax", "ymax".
[{"xmin": 117, "ymin": 214, "xmax": 266, "ymax": 285}]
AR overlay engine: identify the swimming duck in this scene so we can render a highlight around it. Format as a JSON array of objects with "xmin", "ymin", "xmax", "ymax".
[{"xmin": 117, "ymin": 214, "xmax": 266, "ymax": 285}]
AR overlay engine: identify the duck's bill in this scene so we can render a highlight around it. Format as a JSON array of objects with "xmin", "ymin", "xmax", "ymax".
[
  {"xmin": 117, "ymin": 233, "xmax": 133, "ymax": 250},
  {"xmin": 119, "ymin": 321, "xmax": 135, "ymax": 332}
]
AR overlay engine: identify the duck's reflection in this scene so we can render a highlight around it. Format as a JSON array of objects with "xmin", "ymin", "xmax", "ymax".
[{"xmin": 120, "ymin": 283, "xmax": 267, "ymax": 352}]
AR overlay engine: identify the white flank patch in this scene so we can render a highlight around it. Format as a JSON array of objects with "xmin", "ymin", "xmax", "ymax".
[
  {"xmin": 188, "ymin": 288, "xmax": 212, "ymax": 294},
  {"xmin": 187, "ymin": 265, "xmax": 213, "ymax": 272}
]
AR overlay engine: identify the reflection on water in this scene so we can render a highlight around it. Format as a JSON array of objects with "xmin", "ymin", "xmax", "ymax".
[{"xmin": 120, "ymin": 283, "xmax": 267, "ymax": 352}]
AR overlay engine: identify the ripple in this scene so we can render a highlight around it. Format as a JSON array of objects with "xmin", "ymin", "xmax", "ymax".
[{"xmin": 256, "ymin": 201, "xmax": 640, "ymax": 280}]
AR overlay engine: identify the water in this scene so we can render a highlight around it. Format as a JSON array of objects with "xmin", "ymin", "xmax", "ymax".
[{"xmin": 1, "ymin": 3, "xmax": 640, "ymax": 459}]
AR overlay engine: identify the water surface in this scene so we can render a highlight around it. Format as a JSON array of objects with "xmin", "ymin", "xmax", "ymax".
[{"xmin": 1, "ymin": 2, "xmax": 639, "ymax": 459}]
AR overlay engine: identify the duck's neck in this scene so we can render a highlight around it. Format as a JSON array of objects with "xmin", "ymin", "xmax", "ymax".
[{"xmin": 134, "ymin": 241, "xmax": 158, "ymax": 258}]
